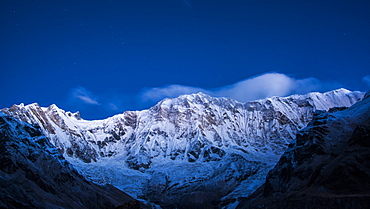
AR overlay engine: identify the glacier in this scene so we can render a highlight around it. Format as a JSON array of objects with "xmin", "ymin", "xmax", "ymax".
[{"xmin": 1, "ymin": 88, "xmax": 365, "ymax": 208}]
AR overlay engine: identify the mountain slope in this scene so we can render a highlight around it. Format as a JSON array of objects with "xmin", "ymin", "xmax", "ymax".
[
  {"xmin": 1, "ymin": 88, "xmax": 364, "ymax": 208},
  {"xmin": 237, "ymin": 91, "xmax": 370, "ymax": 208},
  {"xmin": 0, "ymin": 112, "xmax": 139, "ymax": 209}
]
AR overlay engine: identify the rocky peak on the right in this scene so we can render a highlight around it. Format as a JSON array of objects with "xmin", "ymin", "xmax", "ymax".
[{"xmin": 238, "ymin": 90, "xmax": 370, "ymax": 209}]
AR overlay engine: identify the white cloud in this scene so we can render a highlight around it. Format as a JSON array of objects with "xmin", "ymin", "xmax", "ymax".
[
  {"xmin": 70, "ymin": 87, "xmax": 100, "ymax": 105},
  {"xmin": 362, "ymin": 75, "xmax": 370, "ymax": 87},
  {"xmin": 140, "ymin": 72, "xmax": 342, "ymax": 104},
  {"xmin": 140, "ymin": 85, "xmax": 207, "ymax": 102},
  {"xmin": 213, "ymin": 73, "xmax": 295, "ymax": 102}
]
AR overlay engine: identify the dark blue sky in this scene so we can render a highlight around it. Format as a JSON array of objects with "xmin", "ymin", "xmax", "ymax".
[{"xmin": 1, "ymin": 0, "xmax": 369, "ymax": 119}]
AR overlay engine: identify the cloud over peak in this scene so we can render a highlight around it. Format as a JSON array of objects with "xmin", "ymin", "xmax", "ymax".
[
  {"xmin": 65, "ymin": 73, "xmax": 347, "ymax": 119},
  {"xmin": 140, "ymin": 85, "xmax": 206, "ymax": 103},
  {"xmin": 214, "ymin": 73, "xmax": 295, "ymax": 102},
  {"xmin": 140, "ymin": 72, "xmax": 342, "ymax": 104}
]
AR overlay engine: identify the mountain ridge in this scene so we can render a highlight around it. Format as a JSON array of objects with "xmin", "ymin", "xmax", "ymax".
[
  {"xmin": 2, "ymin": 89, "xmax": 364, "ymax": 164},
  {"xmin": 1, "ymin": 88, "xmax": 365, "ymax": 208}
]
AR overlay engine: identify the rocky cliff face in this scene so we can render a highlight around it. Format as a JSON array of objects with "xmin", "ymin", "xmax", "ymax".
[
  {"xmin": 0, "ymin": 112, "xmax": 139, "ymax": 209},
  {"xmin": 237, "ymin": 91, "xmax": 370, "ymax": 209},
  {"xmin": 1, "ymin": 88, "xmax": 364, "ymax": 208}
]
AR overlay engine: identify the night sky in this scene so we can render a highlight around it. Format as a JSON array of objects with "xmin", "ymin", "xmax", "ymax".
[{"xmin": 1, "ymin": 0, "xmax": 369, "ymax": 119}]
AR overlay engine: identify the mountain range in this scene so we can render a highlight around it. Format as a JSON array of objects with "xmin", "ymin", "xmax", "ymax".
[{"xmin": 1, "ymin": 88, "xmax": 367, "ymax": 208}]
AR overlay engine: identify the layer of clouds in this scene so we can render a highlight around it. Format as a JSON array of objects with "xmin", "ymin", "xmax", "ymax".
[
  {"xmin": 363, "ymin": 75, "xmax": 370, "ymax": 87},
  {"xmin": 70, "ymin": 87, "xmax": 100, "ymax": 105},
  {"xmin": 140, "ymin": 72, "xmax": 342, "ymax": 104},
  {"xmin": 140, "ymin": 85, "xmax": 207, "ymax": 103},
  {"xmin": 214, "ymin": 73, "xmax": 295, "ymax": 102},
  {"xmin": 67, "ymin": 73, "xmax": 346, "ymax": 119}
]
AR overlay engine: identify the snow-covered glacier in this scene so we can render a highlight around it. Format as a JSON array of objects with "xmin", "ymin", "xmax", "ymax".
[{"xmin": 1, "ymin": 88, "xmax": 365, "ymax": 208}]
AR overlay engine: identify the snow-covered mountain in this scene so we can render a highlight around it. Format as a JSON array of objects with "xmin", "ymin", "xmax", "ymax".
[
  {"xmin": 1, "ymin": 88, "xmax": 365, "ymax": 208},
  {"xmin": 237, "ymin": 91, "xmax": 370, "ymax": 209},
  {"xmin": 0, "ymin": 112, "xmax": 139, "ymax": 209}
]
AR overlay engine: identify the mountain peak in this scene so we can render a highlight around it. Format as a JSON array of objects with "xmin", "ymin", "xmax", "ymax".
[
  {"xmin": 47, "ymin": 103, "xmax": 60, "ymax": 110},
  {"xmin": 334, "ymin": 87, "xmax": 350, "ymax": 92},
  {"xmin": 177, "ymin": 91, "xmax": 213, "ymax": 101}
]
